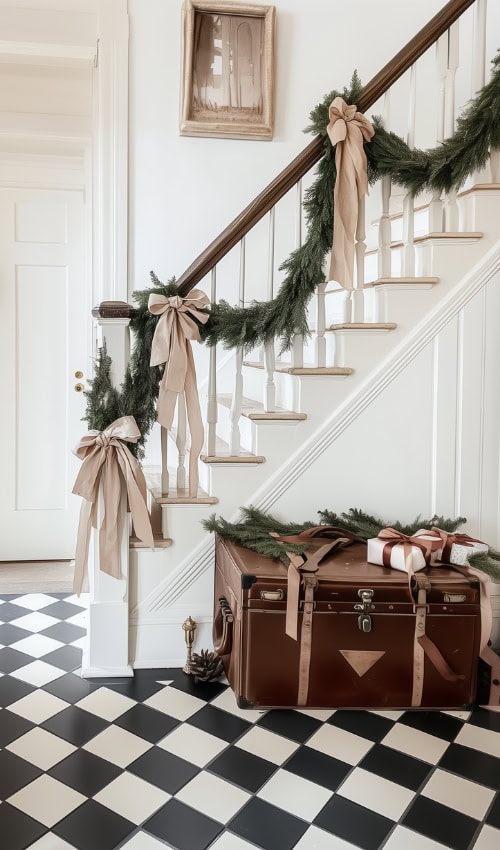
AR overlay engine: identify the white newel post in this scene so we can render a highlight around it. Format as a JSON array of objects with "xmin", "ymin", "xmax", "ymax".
[{"xmin": 81, "ymin": 309, "xmax": 133, "ymax": 678}]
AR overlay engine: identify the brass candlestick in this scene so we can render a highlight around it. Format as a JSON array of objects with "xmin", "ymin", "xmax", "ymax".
[{"xmin": 182, "ymin": 615, "xmax": 197, "ymax": 674}]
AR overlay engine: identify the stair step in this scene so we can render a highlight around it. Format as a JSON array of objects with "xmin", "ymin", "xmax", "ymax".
[
  {"xmin": 367, "ymin": 276, "xmax": 438, "ymax": 288},
  {"xmin": 201, "ymin": 435, "xmax": 265, "ymax": 464},
  {"xmin": 130, "ymin": 533, "xmax": 173, "ymax": 549},
  {"xmin": 146, "ymin": 473, "xmax": 218, "ymax": 505},
  {"xmin": 414, "ymin": 231, "xmax": 483, "ymax": 243},
  {"xmin": 218, "ymin": 394, "xmax": 306, "ymax": 421},
  {"xmin": 243, "ymin": 361, "xmax": 353, "ymax": 377},
  {"xmin": 327, "ymin": 323, "xmax": 397, "ymax": 331}
]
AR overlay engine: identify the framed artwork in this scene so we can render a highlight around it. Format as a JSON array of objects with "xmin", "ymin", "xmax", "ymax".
[{"xmin": 180, "ymin": 1, "xmax": 276, "ymax": 140}]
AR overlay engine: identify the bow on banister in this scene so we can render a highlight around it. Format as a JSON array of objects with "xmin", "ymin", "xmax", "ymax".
[
  {"xmin": 327, "ymin": 96, "xmax": 374, "ymax": 290},
  {"xmin": 148, "ymin": 290, "xmax": 210, "ymax": 497},
  {"xmin": 72, "ymin": 416, "xmax": 154, "ymax": 596}
]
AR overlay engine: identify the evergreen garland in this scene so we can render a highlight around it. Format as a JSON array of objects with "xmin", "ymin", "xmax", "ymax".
[
  {"xmin": 84, "ymin": 57, "xmax": 500, "ymax": 448},
  {"xmin": 203, "ymin": 506, "xmax": 500, "ymax": 581}
]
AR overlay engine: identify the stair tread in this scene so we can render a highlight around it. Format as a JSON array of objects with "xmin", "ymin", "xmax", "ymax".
[
  {"xmin": 327, "ymin": 323, "xmax": 397, "ymax": 331},
  {"xmin": 130, "ymin": 533, "xmax": 172, "ymax": 549},
  {"xmin": 218, "ymin": 394, "xmax": 306, "ymax": 420},
  {"xmin": 414, "ymin": 231, "xmax": 483, "ymax": 242},
  {"xmin": 368, "ymin": 276, "xmax": 439, "ymax": 287},
  {"xmin": 201, "ymin": 435, "xmax": 265, "ymax": 464},
  {"xmin": 243, "ymin": 361, "xmax": 353, "ymax": 376}
]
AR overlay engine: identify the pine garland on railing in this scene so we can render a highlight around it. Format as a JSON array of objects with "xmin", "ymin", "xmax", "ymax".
[
  {"xmin": 203, "ymin": 506, "xmax": 500, "ymax": 581},
  {"xmin": 85, "ymin": 55, "xmax": 500, "ymax": 446}
]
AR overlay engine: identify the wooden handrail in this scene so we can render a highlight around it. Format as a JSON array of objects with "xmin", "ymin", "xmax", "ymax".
[{"xmin": 177, "ymin": 0, "xmax": 476, "ymax": 297}]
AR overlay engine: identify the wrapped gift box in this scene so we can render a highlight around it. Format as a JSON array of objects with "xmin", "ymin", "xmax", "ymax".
[
  {"xmin": 440, "ymin": 538, "xmax": 489, "ymax": 566},
  {"xmin": 367, "ymin": 536, "xmax": 428, "ymax": 573}
]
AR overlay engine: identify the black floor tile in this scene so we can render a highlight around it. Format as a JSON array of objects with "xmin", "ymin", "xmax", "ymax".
[
  {"xmin": 41, "ymin": 705, "xmax": 109, "ymax": 746},
  {"xmin": 467, "ymin": 708, "xmax": 500, "ymax": 734},
  {"xmin": 0, "ymin": 675, "xmax": 36, "ymax": 707},
  {"xmin": 398, "ymin": 710, "xmax": 464, "ymax": 741},
  {"xmin": 41, "ymin": 645, "xmax": 82, "ymax": 672},
  {"xmin": 0, "ymin": 750, "xmax": 42, "ymax": 800},
  {"xmin": 0, "ymin": 624, "xmax": 32, "ymax": 646},
  {"xmin": 40, "ymin": 621, "xmax": 86, "ymax": 643},
  {"xmin": 359, "ymin": 743, "xmax": 434, "ymax": 791},
  {"xmin": 114, "ymin": 703, "xmax": 180, "ymax": 743},
  {"xmin": 187, "ymin": 704, "xmax": 251, "ymax": 743},
  {"xmin": 285, "ymin": 746, "xmax": 352, "ymax": 792},
  {"xmin": 42, "ymin": 672, "xmax": 100, "ymax": 704},
  {"xmin": 328, "ymin": 710, "xmax": 394, "ymax": 742},
  {"xmin": 166, "ymin": 671, "xmax": 227, "ymax": 703},
  {"xmin": 99, "ymin": 677, "xmax": 165, "ymax": 702},
  {"xmin": 49, "ymin": 748, "xmax": 122, "ymax": 797},
  {"xmin": 439, "ymin": 743, "xmax": 500, "ymax": 790},
  {"xmin": 314, "ymin": 794, "xmax": 394, "ymax": 850},
  {"xmin": 144, "ymin": 799, "xmax": 223, "ymax": 850},
  {"xmin": 0, "ymin": 602, "xmax": 33, "ymax": 622},
  {"xmin": 486, "ymin": 793, "xmax": 500, "ymax": 830},
  {"xmin": 229, "ymin": 797, "xmax": 308, "ymax": 850},
  {"xmin": 208, "ymin": 744, "xmax": 277, "ymax": 793},
  {"xmin": 0, "ymin": 709, "xmax": 35, "ymax": 747},
  {"xmin": 257, "ymin": 709, "xmax": 322, "ymax": 742},
  {"xmin": 40, "ymin": 600, "xmax": 86, "ymax": 620},
  {"xmin": 0, "ymin": 647, "xmax": 36, "ymax": 673},
  {"xmin": 0, "ymin": 803, "xmax": 46, "ymax": 850},
  {"xmin": 128, "ymin": 747, "xmax": 200, "ymax": 794},
  {"xmin": 402, "ymin": 795, "xmax": 479, "ymax": 850},
  {"xmin": 54, "ymin": 800, "xmax": 135, "ymax": 850}
]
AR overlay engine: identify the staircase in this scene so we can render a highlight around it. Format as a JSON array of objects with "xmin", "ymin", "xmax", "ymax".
[{"xmin": 82, "ymin": 0, "xmax": 500, "ymax": 676}]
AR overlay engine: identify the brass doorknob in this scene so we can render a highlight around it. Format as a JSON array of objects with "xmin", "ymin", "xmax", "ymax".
[
  {"xmin": 75, "ymin": 370, "xmax": 84, "ymax": 379},
  {"xmin": 74, "ymin": 383, "xmax": 84, "ymax": 392}
]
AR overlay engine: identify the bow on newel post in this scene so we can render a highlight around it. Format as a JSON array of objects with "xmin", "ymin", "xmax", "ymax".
[
  {"xmin": 327, "ymin": 96, "xmax": 375, "ymax": 289},
  {"xmin": 148, "ymin": 291, "xmax": 210, "ymax": 498}
]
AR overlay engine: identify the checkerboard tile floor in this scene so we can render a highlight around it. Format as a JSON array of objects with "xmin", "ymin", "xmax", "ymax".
[{"xmin": 1, "ymin": 592, "xmax": 499, "ymax": 850}]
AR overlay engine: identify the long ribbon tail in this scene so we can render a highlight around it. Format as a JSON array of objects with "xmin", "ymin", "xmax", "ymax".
[
  {"xmin": 117, "ymin": 448, "xmax": 155, "ymax": 548},
  {"xmin": 184, "ymin": 344, "xmax": 204, "ymax": 497},
  {"xmin": 73, "ymin": 499, "xmax": 93, "ymax": 595},
  {"xmin": 99, "ymin": 453, "xmax": 122, "ymax": 580}
]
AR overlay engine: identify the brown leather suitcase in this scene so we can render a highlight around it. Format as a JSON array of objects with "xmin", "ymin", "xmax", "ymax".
[{"xmin": 213, "ymin": 532, "xmax": 482, "ymax": 709}]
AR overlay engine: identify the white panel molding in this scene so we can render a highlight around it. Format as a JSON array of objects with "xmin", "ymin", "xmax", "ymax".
[
  {"xmin": 134, "ymin": 239, "xmax": 500, "ymax": 616},
  {"xmin": 0, "ymin": 40, "xmax": 96, "ymax": 67}
]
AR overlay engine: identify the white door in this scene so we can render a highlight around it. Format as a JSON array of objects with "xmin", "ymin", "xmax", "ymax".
[{"xmin": 0, "ymin": 187, "xmax": 89, "ymax": 560}]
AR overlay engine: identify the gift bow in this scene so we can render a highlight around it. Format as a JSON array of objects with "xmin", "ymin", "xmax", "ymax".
[
  {"xmin": 377, "ymin": 527, "xmax": 440, "ymax": 572},
  {"xmin": 327, "ymin": 96, "xmax": 374, "ymax": 290},
  {"xmin": 148, "ymin": 290, "xmax": 210, "ymax": 496},
  {"xmin": 430, "ymin": 527, "xmax": 483, "ymax": 563},
  {"xmin": 72, "ymin": 416, "xmax": 154, "ymax": 595}
]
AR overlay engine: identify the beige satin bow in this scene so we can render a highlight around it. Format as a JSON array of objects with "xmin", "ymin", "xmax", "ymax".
[
  {"xmin": 148, "ymin": 290, "xmax": 210, "ymax": 497},
  {"xmin": 72, "ymin": 416, "xmax": 154, "ymax": 595},
  {"xmin": 327, "ymin": 96, "xmax": 374, "ymax": 289}
]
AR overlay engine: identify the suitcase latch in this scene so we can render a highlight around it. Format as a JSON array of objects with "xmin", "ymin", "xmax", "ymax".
[{"xmin": 354, "ymin": 589, "xmax": 374, "ymax": 633}]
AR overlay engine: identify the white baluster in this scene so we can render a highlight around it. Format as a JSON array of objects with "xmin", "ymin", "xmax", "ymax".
[
  {"xmin": 378, "ymin": 91, "xmax": 392, "ymax": 279},
  {"xmin": 444, "ymin": 22, "xmax": 460, "ymax": 231},
  {"xmin": 402, "ymin": 64, "xmax": 416, "ymax": 276},
  {"xmin": 176, "ymin": 392, "xmax": 187, "ymax": 491},
  {"xmin": 429, "ymin": 35, "xmax": 448, "ymax": 232},
  {"xmin": 292, "ymin": 179, "xmax": 304, "ymax": 368},
  {"xmin": 264, "ymin": 207, "xmax": 276, "ymax": 411},
  {"xmin": 353, "ymin": 194, "xmax": 366, "ymax": 321},
  {"xmin": 230, "ymin": 238, "xmax": 245, "ymax": 455},
  {"xmin": 315, "ymin": 282, "xmax": 326, "ymax": 366},
  {"xmin": 207, "ymin": 267, "xmax": 218, "ymax": 456},
  {"xmin": 160, "ymin": 425, "xmax": 169, "ymax": 496},
  {"xmin": 472, "ymin": 0, "xmax": 489, "ymax": 184}
]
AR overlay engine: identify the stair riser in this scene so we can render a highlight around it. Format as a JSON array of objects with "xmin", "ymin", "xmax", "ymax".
[
  {"xmin": 332, "ymin": 330, "xmax": 396, "ymax": 369},
  {"xmin": 215, "ymin": 402, "xmax": 256, "ymax": 453}
]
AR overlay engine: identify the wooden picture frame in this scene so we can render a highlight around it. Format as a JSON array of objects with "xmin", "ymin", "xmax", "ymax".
[{"xmin": 180, "ymin": 1, "xmax": 276, "ymax": 140}]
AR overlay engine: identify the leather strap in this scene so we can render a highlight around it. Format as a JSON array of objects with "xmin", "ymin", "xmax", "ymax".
[
  {"xmin": 418, "ymin": 634, "xmax": 465, "ymax": 683},
  {"xmin": 297, "ymin": 575, "xmax": 318, "ymax": 706},
  {"xmin": 412, "ymin": 578, "xmax": 428, "ymax": 706}
]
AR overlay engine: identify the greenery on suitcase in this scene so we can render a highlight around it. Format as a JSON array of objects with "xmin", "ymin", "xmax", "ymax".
[
  {"xmin": 203, "ymin": 506, "xmax": 500, "ymax": 581},
  {"xmin": 85, "ymin": 55, "xmax": 500, "ymax": 450}
]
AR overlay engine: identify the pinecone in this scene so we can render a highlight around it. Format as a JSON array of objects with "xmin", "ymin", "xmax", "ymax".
[{"xmin": 190, "ymin": 649, "xmax": 224, "ymax": 683}]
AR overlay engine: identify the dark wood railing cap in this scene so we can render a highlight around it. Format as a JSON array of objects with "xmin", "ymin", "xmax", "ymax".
[{"xmin": 92, "ymin": 301, "xmax": 134, "ymax": 319}]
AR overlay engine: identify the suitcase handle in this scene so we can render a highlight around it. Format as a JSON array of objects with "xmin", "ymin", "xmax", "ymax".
[{"xmin": 213, "ymin": 596, "xmax": 233, "ymax": 656}]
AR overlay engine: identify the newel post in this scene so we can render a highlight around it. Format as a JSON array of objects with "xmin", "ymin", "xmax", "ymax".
[{"xmin": 81, "ymin": 301, "xmax": 134, "ymax": 678}]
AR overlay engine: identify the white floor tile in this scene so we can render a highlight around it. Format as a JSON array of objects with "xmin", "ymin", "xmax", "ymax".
[
  {"xmin": 10, "ymin": 660, "xmax": 66, "ymax": 687},
  {"xmin": 235, "ymin": 725, "xmax": 299, "ymax": 765},
  {"xmin": 63, "ymin": 594, "xmax": 89, "ymax": 608},
  {"xmin": 11, "ymin": 594, "xmax": 60, "ymax": 612},
  {"xmin": 83, "ymin": 725, "xmax": 152, "ymax": 768},
  {"xmin": 296, "ymin": 709, "xmax": 335, "ymax": 721},
  {"xmin": 176, "ymin": 771, "xmax": 250, "ymax": 824},
  {"xmin": 94, "ymin": 772, "xmax": 170, "ymax": 824},
  {"xmin": 70, "ymin": 637, "xmax": 86, "ymax": 651},
  {"xmin": 381, "ymin": 723, "xmax": 450, "ymax": 764},
  {"xmin": 421, "ymin": 768, "xmax": 496, "ymax": 820},
  {"xmin": 65, "ymin": 611, "xmax": 88, "ymax": 628},
  {"xmin": 472, "ymin": 825, "xmax": 500, "ymax": 850},
  {"xmin": 7, "ymin": 727, "xmax": 76, "ymax": 770},
  {"xmin": 294, "ymin": 826, "xmax": 360, "ymax": 849},
  {"xmin": 209, "ymin": 688, "xmax": 264, "ymax": 722},
  {"xmin": 441, "ymin": 709, "xmax": 472, "ymax": 721},
  {"xmin": 209, "ymin": 834, "xmax": 262, "ymax": 850},
  {"xmin": 8, "ymin": 775, "xmax": 85, "ymax": 828},
  {"xmin": 306, "ymin": 724, "xmax": 374, "ymax": 765},
  {"xmin": 76, "ymin": 687, "xmax": 137, "ymax": 721},
  {"xmin": 383, "ymin": 825, "xmax": 451, "ymax": 849},
  {"xmin": 158, "ymin": 723, "xmax": 228, "ymax": 767},
  {"xmin": 8, "ymin": 690, "xmax": 69, "ymax": 724},
  {"xmin": 258, "ymin": 769, "xmax": 332, "ymax": 821},
  {"xmin": 10, "ymin": 634, "xmax": 64, "ymax": 658},
  {"xmin": 10, "ymin": 612, "xmax": 60, "ymax": 633},
  {"xmin": 119, "ymin": 835, "xmax": 171, "ymax": 850},
  {"xmin": 26, "ymin": 833, "xmax": 78, "ymax": 850},
  {"xmin": 338, "ymin": 767, "xmax": 416, "ymax": 821},
  {"xmin": 370, "ymin": 709, "xmax": 404, "ymax": 721},
  {"xmin": 144, "ymin": 685, "xmax": 206, "ymax": 720},
  {"xmin": 454, "ymin": 722, "xmax": 500, "ymax": 758}
]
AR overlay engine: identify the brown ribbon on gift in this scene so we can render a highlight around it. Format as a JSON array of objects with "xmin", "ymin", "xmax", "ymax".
[
  {"xmin": 377, "ymin": 527, "xmax": 440, "ymax": 573},
  {"xmin": 148, "ymin": 291, "xmax": 210, "ymax": 497},
  {"xmin": 430, "ymin": 527, "xmax": 483, "ymax": 564},
  {"xmin": 327, "ymin": 96, "xmax": 374, "ymax": 289},
  {"xmin": 72, "ymin": 416, "xmax": 154, "ymax": 596}
]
